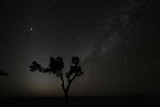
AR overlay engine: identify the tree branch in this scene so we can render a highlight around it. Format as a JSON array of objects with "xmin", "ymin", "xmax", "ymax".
[
  {"xmin": 66, "ymin": 74, "xmax": 77, "ymax": 91},
  {"xmin": 67, "ymin": 75, "xmax": 70, "ymax": 83},
  {"xmin": 60, "ymin": 72, "xmax": 66, "ymax": 91},
  {"xmin": 70, "ymin": 74, "xmax": 77, "ymax": 83}
]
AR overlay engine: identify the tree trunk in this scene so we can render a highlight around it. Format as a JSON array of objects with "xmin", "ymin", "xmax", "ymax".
[{"xmin": 64, "ymin": 90, "xmax": 69, "ymax": 107}]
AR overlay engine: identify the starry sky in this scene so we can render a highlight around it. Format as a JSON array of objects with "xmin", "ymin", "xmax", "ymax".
[{"xmin": 0, "ymin": 0, "xmax": 160, "ymax": 97}]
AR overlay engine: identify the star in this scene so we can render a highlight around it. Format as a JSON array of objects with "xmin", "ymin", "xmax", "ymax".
[{"xmin": 30, "ymin": 27, "xmax": 33, "ymax": 31}]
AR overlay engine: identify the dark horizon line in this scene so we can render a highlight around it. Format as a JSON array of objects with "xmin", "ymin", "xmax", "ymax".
[{"xmin": 0, "ymin": 95, "xmax": 160, "ymax": 98}]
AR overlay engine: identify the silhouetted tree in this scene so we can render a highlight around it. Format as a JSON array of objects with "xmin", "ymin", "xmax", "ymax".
[
  {"xmin": 0, "ymin": 70, "xmax": 9, "ymax": 76},
  {"xmin": 29, "ymin": 56, "xmax": 83, "ymax": 107}
]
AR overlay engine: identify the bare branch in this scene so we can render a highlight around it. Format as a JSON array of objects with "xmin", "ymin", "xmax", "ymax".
[
  {"xmin": 60, "ymin": 72, "xmax": 66, "ymax": 91},
  {"xmin": 70, "ymin": 74, "xmax": 77, "ymax": 83}
]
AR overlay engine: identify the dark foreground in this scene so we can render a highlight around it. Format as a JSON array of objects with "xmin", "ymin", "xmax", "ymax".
[{"xmin": 0, "ymin": 96, "xmax": 160, "ymax": 107}]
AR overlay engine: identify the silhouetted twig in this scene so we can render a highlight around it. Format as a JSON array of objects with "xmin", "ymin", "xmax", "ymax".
[{"xmin": 0, "ymin": 70, "xmax": 9, "ymax": 76}]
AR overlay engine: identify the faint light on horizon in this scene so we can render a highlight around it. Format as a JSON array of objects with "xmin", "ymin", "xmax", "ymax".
[{"xmin": 26, "ymin": 72, "xmax": 62, "ymax": 96}]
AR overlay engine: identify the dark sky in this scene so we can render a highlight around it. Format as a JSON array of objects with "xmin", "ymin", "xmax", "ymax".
[{"xmin": 0, "ymin": 0, "xmax": 160, "ymax": 97}]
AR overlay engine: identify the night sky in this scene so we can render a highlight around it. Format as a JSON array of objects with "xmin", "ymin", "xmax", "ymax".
[{"xmin": 0, "ymin": 0, "xmax": 160, "ymax": 97}]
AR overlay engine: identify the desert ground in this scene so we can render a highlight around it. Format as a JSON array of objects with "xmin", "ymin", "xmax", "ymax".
[{"xmin": 0, "ymin": 96, "xmax": 160, "ymax": 107}]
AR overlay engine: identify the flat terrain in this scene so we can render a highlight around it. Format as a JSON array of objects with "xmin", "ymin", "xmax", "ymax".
[{"xmin": 0, "ymin": 96, "xmax": 160, "ymax": 107}]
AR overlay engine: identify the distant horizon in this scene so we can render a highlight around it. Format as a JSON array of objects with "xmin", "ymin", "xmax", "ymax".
[{"xmin": 1, "ymin": 93, "xmax": 160, "ymax": 98}]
